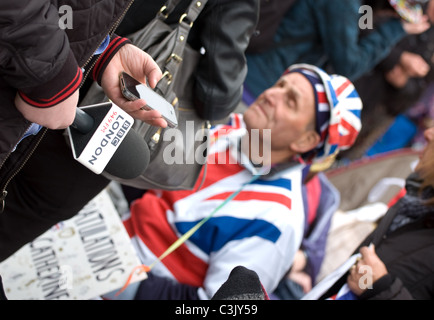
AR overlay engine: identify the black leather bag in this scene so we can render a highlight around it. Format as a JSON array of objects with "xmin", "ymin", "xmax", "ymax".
[{"xmin": 81, "ymin": 0, "xmax": 210, "ymax": 190}]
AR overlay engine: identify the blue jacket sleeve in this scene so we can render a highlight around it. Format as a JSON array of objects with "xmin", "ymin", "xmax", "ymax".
[{"xmin": 313, "ymin": 0, "xmax": 406, "ymax": 80}]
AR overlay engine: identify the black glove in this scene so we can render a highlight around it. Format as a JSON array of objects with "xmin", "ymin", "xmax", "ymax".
[{"xmin": 211, "ymin": 266, "xmax": 269, "ymax": 300}]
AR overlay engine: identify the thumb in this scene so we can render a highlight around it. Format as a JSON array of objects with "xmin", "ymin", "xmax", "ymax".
[
  {"xmin": 141, "ymin": 53, "xmax": 162, "ymax": 89},
  {"xmin": 359, "ymin": 244, "xmax": 375, "ymax": 258}
]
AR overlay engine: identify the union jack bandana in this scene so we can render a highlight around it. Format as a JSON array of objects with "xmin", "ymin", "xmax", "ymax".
[{"xmin": 285, "ymin": 64, "xmax": 363, "ymax": 171}]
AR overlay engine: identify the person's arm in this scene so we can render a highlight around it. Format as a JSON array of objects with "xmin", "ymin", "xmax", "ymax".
[
  {"xmin": 287, "ymin": 250, "xmax": 312, "ymax": 294},
  {"xmin": 347, "ymin": 245, "xmax": 414, "ymax": 300},
  {"xmin": 0, "ymin": 1, "xmax": 82, "ymax": 129},
  {"xmin": 14, "ymin": 91, "xmax": 79, "ymax": 129},
  {"xmin": 358, "ymin": 274, "xmax": 414, "ymax": 300},
  {"xmin": 376, "ymin": 46, "xmax": 405, "ymax": 72},
  {"xmin": 192, "ymin": 0, "xmax": 259, "ymax": 120},
  {"xmin": 314, "ymin": 0, "xmax": 427, "ymax": 81}
]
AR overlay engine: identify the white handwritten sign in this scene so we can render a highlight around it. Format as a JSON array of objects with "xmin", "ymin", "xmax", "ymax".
[{"xmin": 0, "ymin": 190, "xmax": 146, "ymax": 300}]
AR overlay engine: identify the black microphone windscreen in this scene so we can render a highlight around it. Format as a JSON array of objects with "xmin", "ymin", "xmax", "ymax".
[
  {"xmin": 104, "ymin": 128, "xmax": 150, "ymax": 179},
  {"xmin": 69, "ymin": 103, "xmax": 150, "ymax": 180}
]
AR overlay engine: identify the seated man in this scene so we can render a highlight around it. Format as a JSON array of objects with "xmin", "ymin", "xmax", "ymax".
[{"xmin": 117, "ymin": 64, "xmax": 363, "ymax": 300}]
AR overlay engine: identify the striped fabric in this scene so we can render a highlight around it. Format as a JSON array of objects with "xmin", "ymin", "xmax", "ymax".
[{"xmin": 124, "ymin": 114, "xmax": 305, "ymax": 298}]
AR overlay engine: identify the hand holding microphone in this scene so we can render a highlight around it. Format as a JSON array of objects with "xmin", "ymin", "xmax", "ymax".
[
  {"xmin": 16, "ymin": 90, "xmax": 151, "ymax": 180},
  {"xmin": 22, "ymin": 43, "xmax": 164, "ymax": 180},
  {"xmin": 14, "ymin": 90, "xmax": 79, "ymax": 130},
  {"xmin": 68, "ymin": 44, "xmax": 166, "ymax": 180}
]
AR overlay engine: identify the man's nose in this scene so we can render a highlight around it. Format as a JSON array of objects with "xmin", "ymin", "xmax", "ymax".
[{"xmin": 263, "ymin": 87, "xmax": 283, "ymax": 106}]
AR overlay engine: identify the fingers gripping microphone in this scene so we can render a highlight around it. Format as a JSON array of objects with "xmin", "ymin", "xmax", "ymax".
[{"xmin": 67, "ymin": 102, "xmax": 150, "ymax": 179}]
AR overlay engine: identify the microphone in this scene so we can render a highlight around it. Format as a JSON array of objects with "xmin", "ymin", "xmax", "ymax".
[
  {"xmin": 67, "ymin": 102, "xmax": 150, "ymax": 179},
  {"xmin": 70, "ymin": 107, "xmax": 95, "ymax": 134}
]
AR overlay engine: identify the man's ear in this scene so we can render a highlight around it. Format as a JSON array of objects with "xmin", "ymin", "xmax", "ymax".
[{"xmin": 289, "ymin": 130, "xmax": 320, "ymax": 154}]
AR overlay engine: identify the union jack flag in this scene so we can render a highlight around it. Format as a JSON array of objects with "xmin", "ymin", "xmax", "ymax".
[{"xmin": 287, "ymin": 64, "xmax": 363, "ymax": 171}]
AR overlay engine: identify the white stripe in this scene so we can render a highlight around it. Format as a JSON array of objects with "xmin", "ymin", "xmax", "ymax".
[
  {"xmin": 203, "ymin": 211, "xmax": 304, "ymax": 296},
  {"xmin": 319, "ymin": 121, "xmax": 329, "ymax": 134},
  {"xmin": 341, "ymin": 96, "xmax": 363, "ymax": 111},
  {"xmin": 301, "ymin": 69, "xmax": 319, "ymax": 78},
  {"xmin": 318, "ymin": 102, "xmax": 330, "ymax": 112},
  {"xmin": 315, "ymin": 83, "xmax": 325, "ymax": 92},
  {"xmin": 172, "ymin": 170, "xmax": 300, "ymax": 223},
  {"xmin": 130, "ymin": 236, "xmax": 176, "ymax": 280}
]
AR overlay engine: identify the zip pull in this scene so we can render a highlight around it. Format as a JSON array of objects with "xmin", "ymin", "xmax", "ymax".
[{"xmin": 0, "ymin": 190, "xmax": 7, "ymax": 213}]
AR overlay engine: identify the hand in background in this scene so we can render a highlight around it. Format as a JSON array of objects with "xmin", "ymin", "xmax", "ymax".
[
  {"xmin": 385, "ymin": 64, "xmax": 410, "ymax": 88},
  {"xmin": 288, "ymin": 250, "xmax": 312, "ymax": 293},
  {"xmin": 347, "ymin": 245, "xmax": 388, "ymax": 296},
  {"xmin": 14, "ymin": 90, "xmax": 79, "ymax": 129},
  {"xmin": 399, "ymin": 51, "xmax": 430, "ymax": 78},
  {"xmin": 402, "ymin": 15, "xmax": 430, "ymax": 35}
]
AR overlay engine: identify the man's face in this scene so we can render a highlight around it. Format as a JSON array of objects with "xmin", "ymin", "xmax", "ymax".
[
  {"xmin": 416, "ymin": 126, "xmax": 434, "ymax": 173},
  {"xmin": 243, "ymin": 72, "xmax": 317, "ymax": 153}
]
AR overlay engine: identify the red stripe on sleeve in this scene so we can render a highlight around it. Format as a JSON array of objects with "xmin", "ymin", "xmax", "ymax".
[
  {"xmin": 19, "ymin": 67, "xmax": 82, "ymax": 108},
  {"xmin": 92, "ymin": 36, "xmax": 129, "ymax": 81}
]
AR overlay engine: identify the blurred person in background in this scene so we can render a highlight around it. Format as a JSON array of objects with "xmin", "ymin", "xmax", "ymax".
[
  {"xmin": 318, "ymin": 126, "xmax": 434, "ymax": 300},
  {"xmin": 340, "ymin": 0, "xmax": 434, "ymax": 160},
  {"xmin": 243, "ymin": 0, "xmax": 430, "ymax": 103}
]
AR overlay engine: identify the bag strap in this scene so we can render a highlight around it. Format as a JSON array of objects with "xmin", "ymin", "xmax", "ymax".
[
  {"xmin": 156, "ymin": 0, "xmax": 184, "ymax": 19},
  {"xmin": 154, "ymin": 0, "xmax": 208, "ymax": 98},
  {"xmin": 158, "ymin": 0, "xmax": 206, "ymax": 21}
]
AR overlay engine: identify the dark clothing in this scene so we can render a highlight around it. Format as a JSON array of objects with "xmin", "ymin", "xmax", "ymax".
[
  {"xmin": 246, "ymin": 0, "xmax": 297, "ymax": 54},
  {"xmin": 358, "ymin": 0, "xmax": 434, "ymax": 115},
  {"xmin": 0, "ymin": 129, "xmax": 110, "ymax": 262},
  {"xmin": 0, "ymin": 276, "xmax": 6, "ymax": 300},
  {"xmin": 115, "ymin": 0, "xmax": 259, "ymax": 121},
  {"xmin": 244, "ymin": 0, "xmax": 406, "ymax": 98},
  {"xmin": 360, "ymin": 215, "xmax": 434, "ymax": 300},
  {"xmin": 341, "ymin": 26, "xmax": 434, "ymax": 160},
  {"xmin": 321, "ymin": 173, "xmax": 434, "ymax": 300},
  {"xmin": 0, "ymin": 0, "xmax": 131, "ymax": 163},
  {"xmin": 0, "ymin": 0, "xmax": 258, "ymax": 264},
  {"xmin": 0, "ymin": 0, "xmax": 132, "ymax": 214},
  {"xmin": 134, "ymin": 273, "xmax": 199, "ymax": 300},
  {"xmin": 301, "ymin": 173, "xmax": 339, "ymax": 285},
  {"xmin": 0, "ymin": 0, "xmax": 133, "ymax": 261}
]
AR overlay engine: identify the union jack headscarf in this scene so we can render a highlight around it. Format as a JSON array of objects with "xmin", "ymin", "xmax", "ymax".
[{"xmin": 285, "ymin": 64, "xmax": 363, "ymax": 171}]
